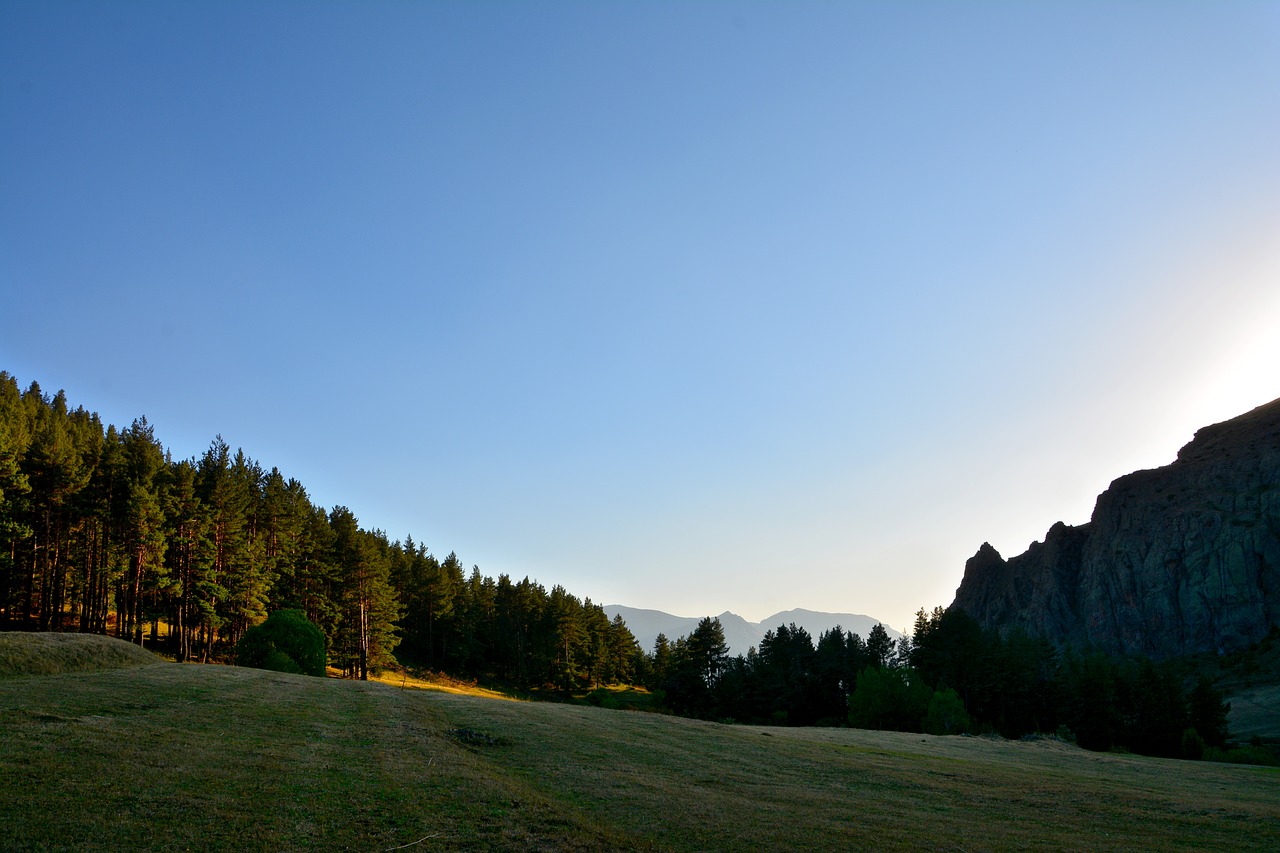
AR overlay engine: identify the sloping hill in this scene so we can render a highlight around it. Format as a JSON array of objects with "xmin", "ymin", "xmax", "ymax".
[
  {"xmin": 0, "ymin": 632, "xmax": 163, "ymax": 677},
  {"xmin": 1, "ymin": 661, "xmax": 1277, "ymax": 850}
]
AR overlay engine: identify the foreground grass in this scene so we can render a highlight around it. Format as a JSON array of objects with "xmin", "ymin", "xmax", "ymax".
[{"xmin": 1, "ymin": 662, "xmax": 1278, "ymax": 850}]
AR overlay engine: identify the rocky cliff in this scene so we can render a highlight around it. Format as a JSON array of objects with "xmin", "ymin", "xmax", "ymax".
[{"xmin": 952, "ymin": 397, "xmax": 1280, "ymax": 658}]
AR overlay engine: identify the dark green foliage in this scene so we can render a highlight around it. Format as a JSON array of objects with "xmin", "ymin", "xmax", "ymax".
[
  {"xmin": 327, "ymin": 508, "xmax": 401, "ymax": 680},
  {"xmin": 643, "ymin": 601, "xmax": 1244, "ymax": 763},
  {"xmin": 260, "ymin": 647, "xmax": 304, "ymax": 675},
  {"xmin": 647, "ymin": 633, "xmax": 673, "ymax": 688},
  {"xmin": 1188, "ymin": 676, "xmax": 1230, "ymax": 748},
  {"xmin": 236, "ymin": 609, "xmax": 327, "ymax": 676},
  {"xmin": 1206, "ymin": 741, "xmax": 1280, "ymax": 766},
  {"xmin": 1058, "ymin": 651, "xmax": 1124, "ymax": 750},
  {"xmin": 1181, "ymin": 727, "xmax": 1205, "ymax": 760},
  {"xmin": 810, "ymin": 627, "xmax": 854, "ymax": 724},
  {"xmin": 925, "ymin": 688, "xmax": 973, "ymax": 735},
  {"xmin": 661, "ymin": 617, "xmax": 731, "ymax": 717},
  {"xmin": 749, "ymin": 623, "xmax": 817, "ymax": 723},
  {"xmin": 1128, "ymin": 658, "xmax": 1191, "ymax": 757},
  {"xmin": 849, "ymin": 666, "xmax": 931, "ymax": 732},
  {"xmin": 865, "ymin": 622, "xmax": 895, "ymax": 669}
]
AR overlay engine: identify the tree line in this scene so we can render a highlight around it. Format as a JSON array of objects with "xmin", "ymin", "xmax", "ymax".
[
  {"xmin": 648, "ymin": 608, "xmax": 1233, "ymax": 760},
  {"xmin": 0, "ymin": 372, "xmax": 638, "ymax": 687}
]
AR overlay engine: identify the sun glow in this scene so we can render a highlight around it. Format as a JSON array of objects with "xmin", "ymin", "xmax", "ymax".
[{"xmin": 1180, "ymin": 241, "xmax": 1280, "ymax": 430}]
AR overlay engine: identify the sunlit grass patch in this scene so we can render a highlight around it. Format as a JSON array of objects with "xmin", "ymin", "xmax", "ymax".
[
  {"xmin": 578, "ymin": 683, "xmax": 662, "ymax": 711},
  {"xmin": 369, "ymin": 665, "xmax": 523, "ymax": 700}
]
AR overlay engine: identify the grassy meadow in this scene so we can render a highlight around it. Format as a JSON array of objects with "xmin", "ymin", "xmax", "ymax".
[{"xmin": 1, "ymin": 637, "xmax": 1278, "ymax": 851}]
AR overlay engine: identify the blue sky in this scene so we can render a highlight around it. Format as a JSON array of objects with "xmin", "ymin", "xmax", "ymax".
[{"xmin": 3, "ymin": 2, "xmax": 1279, "ymax": 633}]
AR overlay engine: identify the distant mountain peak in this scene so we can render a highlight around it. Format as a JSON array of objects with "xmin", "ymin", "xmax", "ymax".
[{"xmin": 603, "ymin": 604, "xmax": 900, "ymax": 657}]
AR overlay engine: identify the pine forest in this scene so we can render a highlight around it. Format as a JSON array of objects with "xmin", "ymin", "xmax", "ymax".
[{"xmin": 0, "ymin": 371, "xmax": 639, "ymax": 688}]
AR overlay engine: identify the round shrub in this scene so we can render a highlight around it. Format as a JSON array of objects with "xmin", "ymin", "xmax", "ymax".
[{"xmin": 236, "ymin": 609, "xmax": 327, "ymax": 677}]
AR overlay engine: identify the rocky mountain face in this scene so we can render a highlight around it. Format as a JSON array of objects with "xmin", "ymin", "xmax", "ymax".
[{"xmin": 952, "ymin": 397, "xmax": 1280, "ymax": 658}]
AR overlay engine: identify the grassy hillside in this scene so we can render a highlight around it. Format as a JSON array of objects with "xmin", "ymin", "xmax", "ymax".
[
  {"xmin": 0, "ymin": 631, "xmax": 163, "ymax": 678},
  {"xmin": 0, "ymin": 643, "xmax": 1277, "ymax": 850},
  {"xmin": 1195, "ymin": 631, "xmax": 1280, "ymax": 743},
  {"xmin": 1231, "ymin": 682, "xmax": 1280, "ymax": 742}
]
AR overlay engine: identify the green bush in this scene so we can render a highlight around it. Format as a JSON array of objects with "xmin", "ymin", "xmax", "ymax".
[
  {"xmin": 261, "ymin": 648, "xmax": 304, "ymax": 675},
  {"xmin": 1180, "ymin": 728, "xmax": 1205, "ymax": 761},
  {"xmin": 1205, "ymin": 744, "xmax": 1280, "ymax": 767},
  {"xmin": 925, "ymin": 688, "xmax": 973, "ymax": 735},
  {"xmin": 849, "ymin": 667, "xmax": 931, "ymax": 732},
  {"xmin": 236, "ymin": 609, "xmax": 327, "ymax": 677}
]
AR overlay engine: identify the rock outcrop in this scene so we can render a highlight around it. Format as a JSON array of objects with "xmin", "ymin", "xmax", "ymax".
[{"xmin": 952, "ymin": 397, "xmax": 1280, "ymax": 658}]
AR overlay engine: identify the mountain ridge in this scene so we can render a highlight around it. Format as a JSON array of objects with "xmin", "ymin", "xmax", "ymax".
[{"xmin": 604, "ymin": 604, "xmax": 901, "ymax": 657}]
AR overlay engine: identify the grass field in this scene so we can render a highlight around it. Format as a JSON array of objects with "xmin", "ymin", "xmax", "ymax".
[{"xmin": 1, "ymin": 638, "xmax": 1279, "ymax": 850}]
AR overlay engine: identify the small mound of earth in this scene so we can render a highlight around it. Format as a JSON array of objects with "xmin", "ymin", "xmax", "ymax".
[{"xmin": 0, "ymin": 632, "xmax": 164, "ymax": 677}]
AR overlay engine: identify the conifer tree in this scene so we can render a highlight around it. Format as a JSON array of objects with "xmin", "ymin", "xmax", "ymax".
[
  {"xmin": 220, "ymin": 449, "xmax": 269, "ymax": 648},
  {"xmin": 866, "ymin": 623, "xmax": 894, "ymax": 670},
  {"xmin": 23, "ymin": 387, "xmax": 93, "ymax": 629},
  {"xmin": 328, "ymin": 508, "xmax": 401, "ymax": 679},
  {"xmin": 648, "ymin": 632, "xmax": 673, "ymax": 689},
  {"xmin": 1188, "ymin": 676, "xmax": 1230, "ymax": 749},
  {"xmin": 163, "ymin": 459, "xmax": 207, "ymax": 661},
  {"xmin": 0, "ymin": 378, "xmax": 34, "ymax": 626},
  {"xmin": 428, "ymin": 552, "xmax": 464, "ymax": 667},
  {"xmin": 117, "ymin": 418, "xmax": 167, "ymax": 644}
]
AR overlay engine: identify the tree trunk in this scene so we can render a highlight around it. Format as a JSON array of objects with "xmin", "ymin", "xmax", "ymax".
[{"xmin": 359, "ymin": 599, "xmax": 369, "ymax": 680}]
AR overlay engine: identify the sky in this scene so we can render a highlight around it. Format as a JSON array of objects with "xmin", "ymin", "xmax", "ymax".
[{"xmin": 3, "ymin": 2, "xmax": 1279, "ymax": 633}]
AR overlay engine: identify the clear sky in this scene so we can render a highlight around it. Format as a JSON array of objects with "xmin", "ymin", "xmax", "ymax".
[{"xmin": 3, "ymin": 2, "xmax": 1278, "ymax": 633}]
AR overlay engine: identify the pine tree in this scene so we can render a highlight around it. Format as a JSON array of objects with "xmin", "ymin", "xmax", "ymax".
[
  {"xmin": 0, "ymin": 379, "xmax": 34, "ymax": 626},
  {"xmin": 661, "ymin": 618, "xmax": 730, "ymax": 718},
  {"xmin": 22, "ymin": 386, "xmax": 93, "ymax": 630},
  {"xmin": 163, "ymin": 459, "xmax": 207, "ymax": 661},
  {"xmin": 1188, "ymin": 676, "xmax": 1231, "ymax": 749},
  {"xmin": 220, "ymin": 449, "xmax": 269, "ymax": 648},
  {"xmin": 549, "ymin": 584, "xmax": 587, "ymax": 691},
  {"xmin": 866, "ymin": 623, "xmax": 894, "ymax": 670},
  {"xmin": 648, "ymin": 632, "xmax": 673, "ymax": 689},
  {"xmin": 328, "ymin": 508, "xmax": 401, "ymax": 679},
  {"xmin": 429, "ymin": 552, "xmax": 464, "ymax": 668},
  {"xmin": 604, "ymin": 613, "xmax": 639, "ymax": 685},
  {"xmin": 117, "ymin": 418, "xmax": 168, "ymax": 645},
  {"xmin": 194, "ymin": 437, "xmax": 244, "ymax": 660},
  {"xmin": 812, "ymin": 627, "xmax": 852, "ymax": 723}
]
